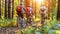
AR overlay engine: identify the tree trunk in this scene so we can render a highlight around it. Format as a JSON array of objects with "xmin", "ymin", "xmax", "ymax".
[
  {"xmin": 57, "ymin": 0, "xmax": 60, "ymax": 20},
  {"xmin": 12, "ymin": 0, "xmax": 14, "ymax": 19},
  {"xmin": 35, "ymin": 0, "xmax": 36, "ymax": 19},
  {"xmin": 0, "ymin": 0, "xmax": 1, "ymax": 18},
  {"xmin": 5, "ymin": 0, "xmax": 8, "ymax": 19},
  {"xmin": 8, "ymin": 0, "xmax": 11, "ymax": 19},
  {"xmin": 25, "ymin": 0, "xmax": 30, "ymax": 7}
]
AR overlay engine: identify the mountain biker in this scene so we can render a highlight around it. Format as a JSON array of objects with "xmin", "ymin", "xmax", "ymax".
[
  {"xmin": 16, "ymin": 2, "xmax": 25, "ymax": 29},
  {"xmin": 25, "ymin": 6, "xmax": 34, "ymax": 26},
  {"xmin": 40, "ymin": 5, "xmax": 46, "ymax": 26}
]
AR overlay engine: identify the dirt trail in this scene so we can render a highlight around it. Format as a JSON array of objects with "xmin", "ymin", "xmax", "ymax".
[
  {"xmin": 0, "ymin": 22, "xmax": 42, "ymax": 34},
  {"xmin": 0, "ymin": 27, "xmax": 19, "ymax": 34}
]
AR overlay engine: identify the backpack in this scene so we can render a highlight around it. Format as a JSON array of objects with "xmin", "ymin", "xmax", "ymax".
[{"xmin": 26, "ymin": 7, "xmax": 32, "ymax": 14}]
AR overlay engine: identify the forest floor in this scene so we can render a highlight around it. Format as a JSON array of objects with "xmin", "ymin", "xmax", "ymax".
[
  {"xmin": 0, "ymin": 27, "xmax": 19, "ymax": 34},
  {"xmin": 0, "ymin": 22, "xmax": 42, "ymax": 34}
]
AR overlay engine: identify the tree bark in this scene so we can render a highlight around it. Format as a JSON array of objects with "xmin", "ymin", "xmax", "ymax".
[
  {"xmin": 35, "ymin": 0, "xmax": 36, "ymax": 19},
  {"xmin": 8, "ymin": 0, "xmax": 11, "ymax": 19},
  {"xmin": 5, "ymin": 0, "xmax": 8, "ymax": 19},
  {"xmin": 12, "ymin": 0, "xmax": 14, "ymax": 19},
  {"xmin": 57, "ymin": 0, "xmax": 60, "ymax": 20},
  {"xmin": 0, "ymin": 0, "xmax": 1, "ymax": 18}
]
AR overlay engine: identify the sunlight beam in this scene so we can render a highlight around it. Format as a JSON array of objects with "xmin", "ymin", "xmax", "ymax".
[{"xmin": 37, "ymin": 0, "xmax": 44, "ymax": 3}]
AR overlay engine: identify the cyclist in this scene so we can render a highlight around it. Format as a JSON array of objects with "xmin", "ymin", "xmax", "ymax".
[
  {"xmin": 16, "ymin": 2, "xmax": 25, "ymax": 29},
  {"xmin": 40, "ymin": 5, "xmax": 46, "ymax": 26},
  {"xmin": 25, "ymin": 6, "xmax": 34, "ymax": 26}
]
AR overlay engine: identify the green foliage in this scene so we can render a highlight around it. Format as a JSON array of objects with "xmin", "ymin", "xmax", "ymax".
[
  {"xmin": 22, "ymin": 27, "xmax": 35, "ymax": 34},
  {"xmin": 0, "ymin": 19, "xmax": 17, "ymax": 28},
  {"xmin": 48, "ymin": 30, "xmax": 56, "ymax": 34}
]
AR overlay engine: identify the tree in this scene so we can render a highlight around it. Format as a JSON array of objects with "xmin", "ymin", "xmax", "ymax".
[
  {"xmin": 0, "ymin": 0, "xmax": 1, "ymax": 18},
  {"xmin": 8, "ymin": 0, "xmax": 11, "ymax": 19},
  {"xmin": 5, "ymin": 0, "xmax": 8, "ymax": 19},
  {"xmin": 47, "ymin": 0, "xmax": 56, "ymax": 20},
  {"xmin": 57, "ymin": 0, "xmax": 60, "ymax": 20},
  {"xmin": 12, "ymin": 0, "xmax": 14, "ymax": 19}
]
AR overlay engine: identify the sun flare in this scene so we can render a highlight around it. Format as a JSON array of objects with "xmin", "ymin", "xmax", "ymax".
[
  {"xmin": 33, "ymin": 0, "xmax": 44, "ymax": 4},
  {"xmin": 37, "ymin": 0, "xmax": 44, "ymax": 3}
]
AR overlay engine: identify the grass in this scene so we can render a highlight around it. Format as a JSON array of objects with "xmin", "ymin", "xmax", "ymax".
[
  {"xmin": 0, "ymin": 19, "xmax": 17, "ymax": 28},
  {"xmin": 0, "ymin": 18, "xmax": 60, "ymax": 34}
]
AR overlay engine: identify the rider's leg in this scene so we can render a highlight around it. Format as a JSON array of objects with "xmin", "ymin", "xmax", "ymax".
[
  {"xmin": 17, "ymin": 16, "xmax": 22, "ymax": 29},
  {"xmin": 26, "ymin": 17, "xmax": 29, "ymax": 26},
  {"xmin": 21, "ymin": 18, "xmax": 25, "ymax": 27},
  {"xmin": 21, "ymin": 14, "xmax": 25, "ymax": 28},
  {"xmin": 28, "ymin": 16, "xmax": 32, "ymax": 26}
]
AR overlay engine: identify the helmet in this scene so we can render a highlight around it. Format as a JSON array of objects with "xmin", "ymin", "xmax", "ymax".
[{"xmin": 20, "ymin": 2, "xmax": 24, "ymax": 5}]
